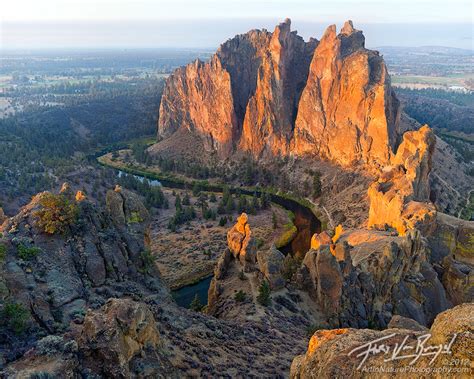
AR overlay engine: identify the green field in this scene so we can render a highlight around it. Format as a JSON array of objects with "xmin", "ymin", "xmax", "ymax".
[{"xmin": 392, "ymin": 73, "xmax": 473, "ymax": 88}]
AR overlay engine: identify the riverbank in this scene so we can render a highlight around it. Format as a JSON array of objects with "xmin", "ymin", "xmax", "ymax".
[
  {"xmin": 98, "ymin": 150, "xmax": 324, "ymax": 307},
  {"xmin": 98, "ymin": 151, "xmax": 329, "ymax": 229}
]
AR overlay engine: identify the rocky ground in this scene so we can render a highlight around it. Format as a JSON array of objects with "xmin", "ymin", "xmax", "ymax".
[
  {"xmin": 0, "ymin": 184, "xmax": 320, "ymax": 377},
  {"xmin": 291, "ymin": 303, "xmax": 473, "ymax": 378}
]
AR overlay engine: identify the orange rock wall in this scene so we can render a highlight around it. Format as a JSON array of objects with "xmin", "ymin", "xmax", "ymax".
[{"xmin": 158, "ymin": 19, "xmax": 400, "ymax": 167}]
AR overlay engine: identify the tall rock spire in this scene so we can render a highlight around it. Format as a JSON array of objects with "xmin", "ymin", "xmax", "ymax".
[{"xmin": 158, "ymin": 20, "xmax": 400, "ymax": 168}]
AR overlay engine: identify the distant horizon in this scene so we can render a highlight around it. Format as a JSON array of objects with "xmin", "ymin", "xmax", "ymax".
[
  {"xmin": 2, "ymin": 19, "xmax": 473, "ymax": 50},
  {"xmin": 1, "ymin": 44, "xmax": 473, "ymax": 53}
]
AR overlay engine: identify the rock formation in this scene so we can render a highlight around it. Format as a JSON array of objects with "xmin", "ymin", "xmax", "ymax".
[
  {"xmin": 239, "ymin": 19, "xmax": 316, "ymax": 157},
  {"xmin": 290, "ymin": 303, "xmax": 473, "ymax": 378},
  {"xmin": 207, "ymin": 248, "xmax": 231, "ymax": 315},
  {"xmin": 157, "ymin": 20, "xmax": 400, "ymax": 167},
  {"xmin": 2, "ymin": 190, "xmax": 319, "ymax": 377},
  {"xmin": 299, "ymin": 246, "xmax": 343, "ymax": 317},
  {"xmin": 209, "ymin": 213, "xmax": 258, "ymax": 314},
  {"xmin": 368, "ymin": 125, "xmax": 437, "ymax": 235},
  {"xmin": 158, "ymin": 56, "xmax": 237, "ymax": 157},
  {"xmin": 387, "ymin": 314, "xmax": 428, "ymax": 331},
  {"xmin": 256, "ymin": 245, "xmax": 286, "ymax": 289},
  {"xmin": 106, "ymin": 186, "xmax": 150, "ymax": 227},
  {"xmin": 0, "ymin": 184, "xmax": 168, "ymax": 366},
  {"xmin": 426, "ymin": 212, "xmax": 474, "ymax": 305},
  {"xmin": 227, "ymin": 212, "xmax": 256, "ymax": 270},
  {"xmin": 292, "ymin": 21, "xmax": 400, "ymax": 167},
  {"xmin": 79, "ymin": 298, "xmax": 160, "ymax": 377},
  {"xmin": 298, "ymin": 228, "xmax": 451, "ymax": 328},
  {"xmin": 209, "ymin": 214, "xmax": 290, "ymax": 314},
  {"xmin": 310, "ymin": 231, "xmax": 332, "ymax": 250}
]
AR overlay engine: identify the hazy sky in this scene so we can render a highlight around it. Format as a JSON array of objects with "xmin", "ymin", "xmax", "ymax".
[{"xmin": 1, "ymin": 0, "xmax": 473, "ymax": 49}]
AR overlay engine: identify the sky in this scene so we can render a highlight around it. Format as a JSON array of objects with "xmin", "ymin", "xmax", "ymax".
[{"xmin": 1, "ymin": 0, "xmax": 473, "ymax": 49}]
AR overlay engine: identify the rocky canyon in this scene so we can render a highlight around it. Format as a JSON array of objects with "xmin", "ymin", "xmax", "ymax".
[{"xmin": 1, "ymin": 18, "xmax": 472, "ymax": 379}]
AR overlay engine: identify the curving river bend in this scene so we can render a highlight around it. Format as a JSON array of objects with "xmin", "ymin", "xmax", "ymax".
[{"xmin": 114, "ymin": 169, "xmax": 321, "ymax": 307}]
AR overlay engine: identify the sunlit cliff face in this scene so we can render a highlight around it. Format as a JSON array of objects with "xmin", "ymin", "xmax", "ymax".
[{"xmin": 158, "ymin": 19, "xmax": 400, "ymax": 169}]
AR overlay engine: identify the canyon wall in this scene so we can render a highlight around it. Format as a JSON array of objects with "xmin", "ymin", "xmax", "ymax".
[{"xmin": 158, "ymin": 19, "xmax": 400, "ymax": 167}]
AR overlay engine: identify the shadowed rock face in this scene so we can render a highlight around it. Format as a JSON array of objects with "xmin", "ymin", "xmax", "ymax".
[
  {"xmin": 158, "ymin": 19, "xmax": 400, "ymax": 166},
  {"xmin": 79, "ymin": 298, "xmax": 160, "ymax": 378},
  {"xmin": 298, "ymin": 229, "xmax": 451, "ymax": 328},
  {"xmin": 0, "ymin": 185, "xmax": 169, "ymax": 365}
]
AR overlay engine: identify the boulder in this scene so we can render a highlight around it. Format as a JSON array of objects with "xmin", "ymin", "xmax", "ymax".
[
  {"xmin": 106, "ymin": 189, "xmax": 126, "ymax": 225},
  {"xmin": 3, "ymin": 355, "xmax": 78, "ymax": 379},
  {"xmin": 310, "ymin": 231, "xmax": 332, "ymax": 250},
  {"xmin": 290, "ymin": 303, "xmax": 474, "ymax": 378},
  {"xmin": 428, "ymin": 212, "xmax": 474, "ymax": 265},
  {"xmin": 441, "ymin": 256, "xmax": 473, "ymax": 305},
  {"xmin": 79, "ymin": 298, "xmax": 160, "ymax": 378},
  {"xmin": 425, "ymin": 212, "xmax": 473, "ymax": 305},
  {"xmin": 106, "ymin": 187, "xmax": 149, "ymax": 226},
  {"xmin": 387, "ymin": 315, "xmax": 428, "ymax": 332},
  {"xmin": 429, "ymin": 303, "xmax": 473, "ymax": 362},
  {"xmin": 257, "ymin": 246, "xmax": 285, "ymax": 289}
]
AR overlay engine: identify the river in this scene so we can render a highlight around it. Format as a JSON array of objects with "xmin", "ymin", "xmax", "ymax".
[{"xmin": 114, "ymin": 169, "xmax": 321, "ymax": 307}]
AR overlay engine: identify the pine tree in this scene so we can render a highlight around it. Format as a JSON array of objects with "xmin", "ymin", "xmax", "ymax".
[
  {"xmin": 257, "ymin": 281, "xmax": 271, "ymax": 306},
  {"xmin": 225, "ymin": 196, "xmax": 235, "ymax": 214},
  {"xmin": 219, "ymin": 216, "xmax": 227, "ymax": 226},
  {"xmin": 238, "ymin": 195, "xmax": 248, "ymax": 213},
  {"xmin": 251, "ymin": 193, "xmax": 259, "ymax": 213},
  {"xmin": 189, "ymin": 294, "xmax": 203, "ymax": 312},
  {"xmin": 175, "ymin": 194, "xmax": 182, "ymax": 210},
  {"xmin": 182, "ymin": 192, "xmax": 191, "ymax": 205},
  {"xmin": 313, "ymin": 171, "xmax": 322, "ymax": 198}
]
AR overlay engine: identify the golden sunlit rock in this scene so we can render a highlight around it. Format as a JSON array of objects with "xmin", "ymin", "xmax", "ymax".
[
  {"xmin": 307, "ymin": 329, "xmax": 349, "ymax": 354},
  {"xmin": 158, "ymin": 20, "xmax": 400, "ymax": 166},
  {"xmin": 368, "ymin": 125, "xmax": 436, "ymax": 235},
  {"xmin": 293, "ymin": 22, "xmax": 399, "ymax": 168},
  {"xmin": 227, "ymin": 212, "xmax": 256, "ymax": 269},
  {"xmin": 310, "ymin": 231, "xmax": 332, "ymax": 250},
  {"xmin": 332, "ymin": 224, "xmax": 343, "ymax": 243},
  {"xmin": 75, "ymin": 191, "xmax": 86, "ymax": 202}
]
